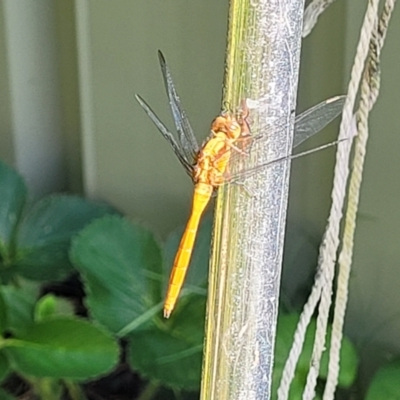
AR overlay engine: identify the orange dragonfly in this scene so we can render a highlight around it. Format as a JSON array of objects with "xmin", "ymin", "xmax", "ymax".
[{"xmin": 136, "ymin": 51, "xmax": 345, "ymax": 318}]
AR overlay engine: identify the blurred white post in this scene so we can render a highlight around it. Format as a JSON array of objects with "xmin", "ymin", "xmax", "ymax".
[
  {"xmin": 3, "ymin": 0, "xmax": 66, "ymax": 196},
  {"xmin": 200, "ymin": 1, "xmax": 304, "ymax": 399}
]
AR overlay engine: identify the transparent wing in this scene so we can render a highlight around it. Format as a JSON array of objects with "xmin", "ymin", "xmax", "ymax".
[
  {"xmin": 229, "ymin": 137, "xmax": 347, "ymax": 183},
  {"xmin": 227, "ymin": 95, "xmax": 346, "ymax": 182},
  {"xmin": 293, "ymin": 95, "xmax": 346, "ymax": 148},
  {"xmin": 158, "ymin": 51, "xmax": 200, "ymax": 161},
  {"xmin": 135, "ymin": 94, "xmax": 194, "ymax": 177}
]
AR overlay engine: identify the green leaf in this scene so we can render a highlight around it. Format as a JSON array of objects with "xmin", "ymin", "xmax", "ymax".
[
  {"xmin": 0, "ymin": 387, "xmax": 16, "ymax": 400},
  {"xmin": 34, "ymin": 294, "xmax": 75, "ymax": 322},
  {"xmin": 0, "ymin": 290, "xmax": 7, "ymax": 335},
  {"xmin": 366, "ymin": 360, "xmax": 400, "ymax": 400},
  {"xmin": 0, "ymin": 161, "xmax": 27, "ymax": 259},
  {"xmin": 0, "ymin": 351, "xmax": 11, "ymax": 382},
  {"xmin": 4, "ymin": 317, "xmax": 119, "ymax": 379},
  {"xmin": 271, "ymin": 314, "xmax": 358, "ymax": 399},
  {"xmin": 15, "ymin": 195, "xmax": 118, "ymax": 281},
  {"xmin": 128, "ymin": 295, "xmax": 206, "ymax": 389},
  {"xmin": 34, "ymin": 294, "xmax": 57, "ymax": 321},
  {"xmin": 1, "ymin": 285, "xmax": 36, "ymax": 336},
  {"xmin": 70, "ymin": 216, "xmax": 163, "ymax": 334},
  {"xmin": 72, "ymin": 215, "xmax": 209, "ymax": 389}
]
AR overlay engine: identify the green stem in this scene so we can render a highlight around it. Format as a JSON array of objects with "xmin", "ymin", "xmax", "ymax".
[
  {"xmin": 172, "ymin": 388, "xmax": 184, "ymax": 400},
  {"xmin": 64, "ymin": 380, "xmax": 87, "ymax": 400},
  {"xmin": 201, "ymin": 0, "xmax": 304, "ymax": 399},
  {"xmin": 30, "ymin": 377, "xmax": 62, "ymax": 400},
  {"xmin": 136, "ymin": 381, "xmax": 160, "ymax": 400}
]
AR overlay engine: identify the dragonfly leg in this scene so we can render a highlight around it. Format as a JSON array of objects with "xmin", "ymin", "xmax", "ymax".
[
  {"xmin": 214, "ymin": 177, "xmax": 255, "ymax": 197},
  {"xmin": 209, "ymin": 131, "xmax": 249, "ymax": 156},
  {"xmin": 212, "ymin": 170, "xmax": 255, "ymax": 197},
  {"xmin": 226, "ymin": 141, "xmax": 247, "ymax": 155},
  {"xmin": 235, "ymin": 181, "xmax": 255, "ymax": 197}
]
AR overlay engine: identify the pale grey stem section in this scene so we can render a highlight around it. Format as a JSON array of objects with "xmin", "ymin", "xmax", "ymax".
[
  {"xmin": 3, "ymin": 0, "xmax": 66, "ymax": 197},
  {"xmin": 200, "ymin": 1, "xmax": 305, "ymax": 400}
]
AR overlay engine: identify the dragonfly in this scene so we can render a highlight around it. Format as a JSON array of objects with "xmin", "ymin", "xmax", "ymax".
[{"xmin": 136, "ymin": 51, "xmax": 346, "ymax": 318}]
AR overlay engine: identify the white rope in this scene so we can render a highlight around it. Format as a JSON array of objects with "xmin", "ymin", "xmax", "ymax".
[
  {"xmin": 302, "ymin": 0, "xmax": 338, "ymax": 38},
  {"xmin": 277, "ymin": 2, "xmax": 345, "ymax": 392},
  {"xmin": 302, "ymin": 1, "xmax": 380, "ymax": 398},
  {"xmin": 323, "ymin": 1, "xmax": 397, "ymax": 399},
  {"xmin": 277, "ymin": 2, "xmax": 341, "ymax": 398},
  {"xmin": 277, "ymin": 242, "xmax": 326, "ymax": 400},
  {"xmin": 278, "ymin": 1, "xmax": 381, "ymax": 399}
]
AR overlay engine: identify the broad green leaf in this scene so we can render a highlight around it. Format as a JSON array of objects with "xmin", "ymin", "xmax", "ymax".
[
  {"xmin": 72, "ymin": 215, "xmax": 208, "ymax": 389},
  {"xmin": 128, "ymin": 295, "xmax": 206, "ymax": 389},
  {"xmin": 366, "ymin": 360, "xmax": 400, "ymax": 400},
  {"xmin": 0, "ymin": 161, "xmax": 27, "ymax": 259},
  {"xmin": 0, "ymin": 387, "xmax": 16, "ymax": 400},
  {"xmin": 15, "ymin": 195, "xmax": 118, "ymax": 281},
  {"xmin": 0, "ymin": 268, "xmax": 18, "ymax": 285},
  {"xmin": 0, "ymin": 290, "xmax": 7, "ymax": 335},
  {"xmin": 163, "ymin": 214, "xmax": 211, "ymax": 295},
  {"xmin": 164, "ymin": 294, "xmax": 206, "ymax": 346},
  {"xmin": 1, "ymin": 285, "xmax": 37, "ymax": 336},
  {"xmin": 71, "ymin": 216, "xmax": 162, "ymax": 334},
  {"xmin": 0, "ymin": 351, "xmax": 10, "ymax": 382},
  {"xmin": 151, "ymin": 387, "xmax": 199, "ymax": 400},
  {"xmin": 4, "ymin": 317, "xmax": 119, "ymax": 379},
  {"xmin": 271, "ymin": 314, "xmax": 358, "ymax": 399}
]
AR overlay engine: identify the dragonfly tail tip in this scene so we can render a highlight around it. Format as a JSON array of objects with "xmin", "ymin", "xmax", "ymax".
[{"xmin": 163, "ymin": 308, "xmax": 172, "ymax": 319}]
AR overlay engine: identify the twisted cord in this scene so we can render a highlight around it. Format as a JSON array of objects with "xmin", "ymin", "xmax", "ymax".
[
  {"xmin": 277, "ymin": 241, "xmax": 326, "ymax": 400},
  {"xmin": 278, "ymin": 1, "xmax": 397, "ymax": 399},
  {"xmin": 303, "ymin": 0, "xmax": 338, "ymax": 37},
  {"xmin": 302, "ymin": 0, "xmax": 381, "ymax": 398},
  {"xmin": 323, "ymin": 1, "xmax": 397, "ymax": 399}
]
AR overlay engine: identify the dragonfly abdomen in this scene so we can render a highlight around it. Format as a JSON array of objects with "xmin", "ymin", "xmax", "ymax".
[{"xmin": 164, "ymin": 183, "xmax": 213, "ymax": 318}]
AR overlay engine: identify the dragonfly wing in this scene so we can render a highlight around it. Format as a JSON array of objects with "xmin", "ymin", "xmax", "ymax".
[
  {"xmin": 225, "ymin": 95, "xmax": 347, "ymax": 183},
  {"xmin": 228, "ymin": 138, "xmax": 345, "ymax": 183},
  {"xmin": 135, "ymin": 94, "xmax": 194, "ymax": 177},
  {"xmin": 158, "ymin": 51, "xmax": 200, "ymax": 161},
  {"xmin": 293, "ymin": 95, "xmax": 346, "ymax": 148}
]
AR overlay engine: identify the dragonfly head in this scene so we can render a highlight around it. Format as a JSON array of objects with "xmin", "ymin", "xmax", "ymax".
[{"xmin": 211, "ymin": 113, "xmax": 242, "ymax": 140}]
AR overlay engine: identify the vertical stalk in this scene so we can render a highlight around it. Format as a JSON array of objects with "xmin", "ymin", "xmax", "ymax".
[
  {"xmin": 30, "ymin": 377, "xmax": 63, "ymax": 400},
  {"xmin": 200, "ymin": 1, "xmax": 304, "ymax": 399},
  {"xmin": 3, "ymin": 0, "xmax": 66, "ymax": 196}
]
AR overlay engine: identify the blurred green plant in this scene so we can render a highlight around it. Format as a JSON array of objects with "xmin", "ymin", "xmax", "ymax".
[
  {"xmin": 272, "ymin": 314, "xmax": 358, "ymax": 399},
  {"xmin": 0, "ymin": 160, "xmax": 120, "ymax": 399},
  {"xmin": 0, "ymin": 159, "xmax": 360, "ymax": 399},
  {"xmin": 366, "ymin": 359, "xmax": 400, "ymax": 400},
  {"xmin": 70, "ymin": 214, "xmax": 212, "ymax": 392},
  {"xmin": 70, "ymin": 212, "xmax": 359, "ymax": 399}
]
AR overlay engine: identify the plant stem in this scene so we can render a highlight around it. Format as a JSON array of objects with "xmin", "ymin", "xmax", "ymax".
[
  {"xmin": 30, "ymin": 377, "xmax": 62, "ymax": 400},
  {"xmin": 201, "ymin": 0, "xmax": 305, "ymax": 399},
  {"xmin": 136, "ymin": 381, "xmax": 160, "ymax": 400},
  {"xmin": 64, "ymin": 380, "xmax": 87, "ymax": 400}
]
